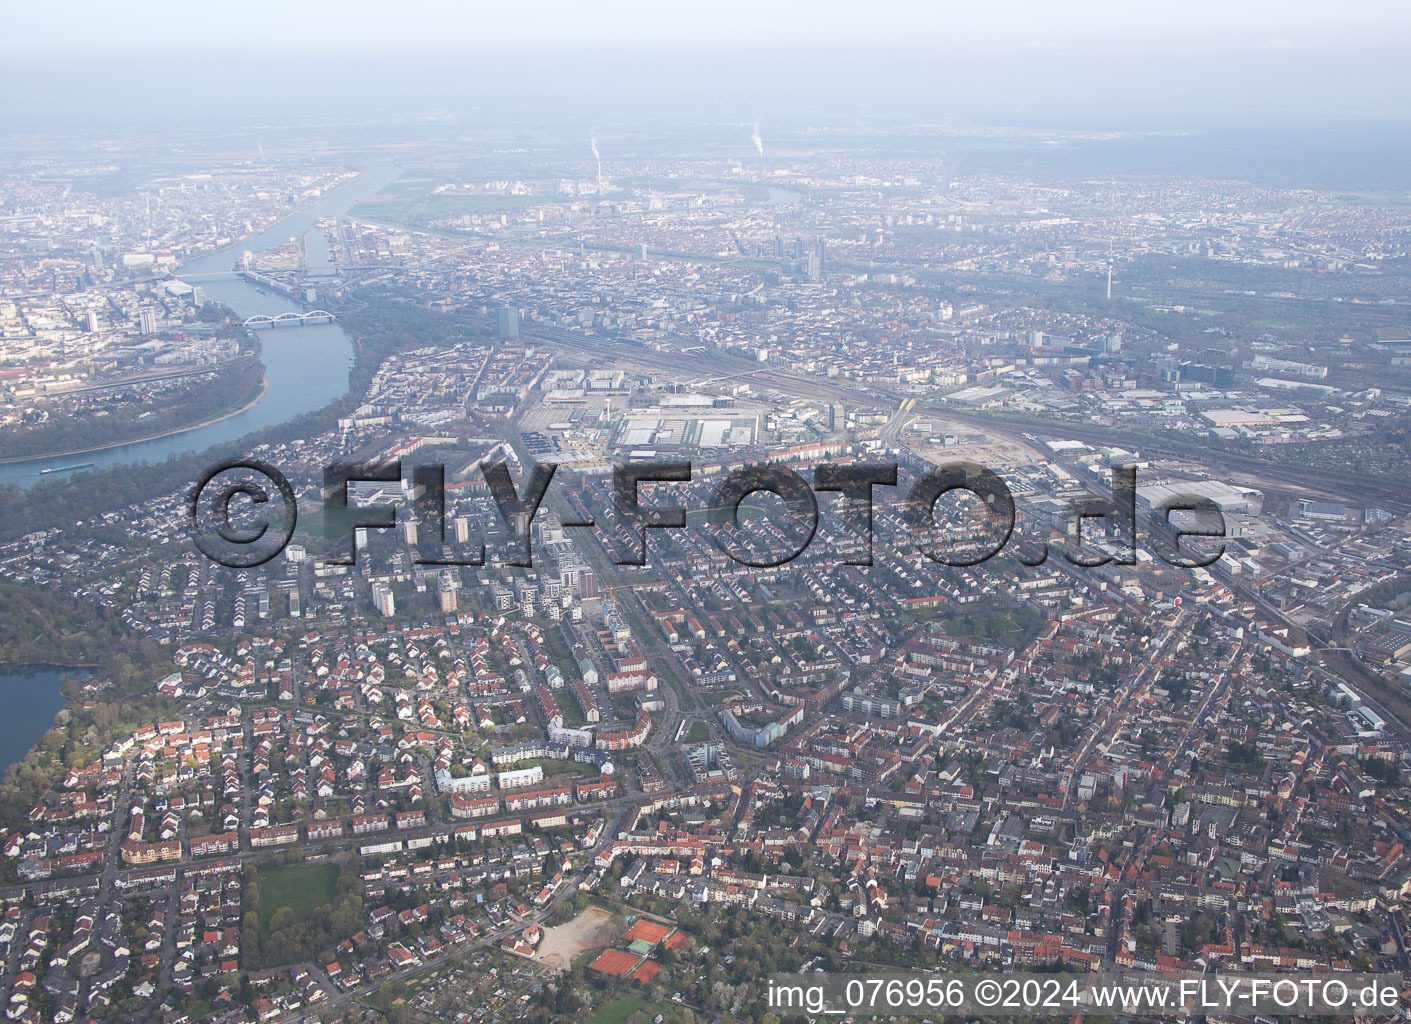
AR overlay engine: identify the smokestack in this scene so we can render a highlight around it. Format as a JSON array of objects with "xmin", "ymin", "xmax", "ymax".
[
  {"xmin": 751, "ymin": 122, "xmax": 764, "ymax": 163},
  {"xmin": 590, "ymin": 135, "xmax": 603, "ymax": 190}
]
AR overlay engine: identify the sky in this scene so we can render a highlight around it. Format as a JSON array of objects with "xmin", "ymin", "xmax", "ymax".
[
  {"xmin": 15, "ymin": 1, "xmax": 1411, "ymax": 57},
  {"xmin": 7, "ymin": 1, "xmax": 1411, "ymax": 129}
]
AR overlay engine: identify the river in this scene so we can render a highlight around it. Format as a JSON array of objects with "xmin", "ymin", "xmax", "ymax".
[{"xmin": 0, "ymin": 164, "xmax": 398, "ymax": 488}]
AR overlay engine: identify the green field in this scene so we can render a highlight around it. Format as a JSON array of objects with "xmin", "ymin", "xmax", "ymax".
[
  {"xmin": 591, "ymin": 993, "xmax": 697, "ymax": 1024},
  {"xmin": 257, "ymin": 862, "xmax": 339, "ymax": 940},
  {"xmin": 554, "ymin": 691, "xmax": 588, "ymax": 727},
  {"xmin": 591, "ymin": 994, "xmax": 654, "ymax": 1024},
  {"xmin": 350, "ymin": 175, "xmax": 533, "ymax": 224},
  {"xmin": 511, "ymin": 757, "xmax": 601, "ymax": 780},
  {"xmin": 918, "ymin": 602, "xmax": 1049, "ymax": 650},
  {"xmin": 684, "ymin": 721, "xmax": 710, "ymax": 743},
  {"xmin": 377, "ymin": 177, "xmax": 439, "ymax": 196},
  {"xmin": 685, "ymin": 502, "xmax": 769, "ymax": 526},
  {"xmin": 425, "ymin": 194, "xmax": 532, "ymax": 214}
]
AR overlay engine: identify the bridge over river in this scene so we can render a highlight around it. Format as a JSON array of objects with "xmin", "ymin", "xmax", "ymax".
[{"xmin": 242, "ymin": 310, "xmax": 336, "ymax": 328}]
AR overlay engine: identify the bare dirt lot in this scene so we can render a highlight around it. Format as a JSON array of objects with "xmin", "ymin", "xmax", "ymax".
[{"xmin": 535, "ymin": 905, "xmax": 621, "ymax": 970}]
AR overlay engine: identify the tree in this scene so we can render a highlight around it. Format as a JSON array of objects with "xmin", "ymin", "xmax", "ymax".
[{"xmin": 377, "ymin": 979, "xmax": 403, "ymax": 1008}]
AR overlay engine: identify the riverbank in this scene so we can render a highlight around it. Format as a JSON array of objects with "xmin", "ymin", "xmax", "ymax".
[
  {"xmin": 0, "ymin": 166, "xmax": 397, "ymax": 489},
  {"xmin": 0, "ymin": 377, "xmax": 269, "ymax": 467}
]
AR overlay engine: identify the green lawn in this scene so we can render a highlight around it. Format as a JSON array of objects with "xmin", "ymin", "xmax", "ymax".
[
  {"xmin": 510, "ymin": 756, "xmax": 601, "ymax": 780},
  {"xmin": 257, "ymin": 862, "xmax": 339, "ymax": 940},
  {"xmin": 350, "ymin": 179, "xmax": 531, "ymax": 225},
  {"xmin": 684, "ymin": 721, "xmax": 710, "ymax": 743},
  {"xmin": 591, "ymin": 994, "xmax": 653, "ymax": 1024},
  {"xmin": 554, "ymin": 691, "xmax": 588, "ymax": 727},
  {"xmin": 922, "ymin": 603, "xmax": 1048, "ymax": 649},
  {"xmin": 684, "ymin": 502, "xmax": 768, "ymax": 526},
  {"xmin": 377, "ymin": 177, "xmax": 438, "ymax": 196},
  {"xmin": 346, "ymin": 201, "xmax": 407, "ymax": 219},
  {"xmin": 591, "ymin": 993, "xmax": 697, "ymax": 1024},
  {"xmin": 424, "ymin": 194, "xmax": 531, "ymax": 214}
]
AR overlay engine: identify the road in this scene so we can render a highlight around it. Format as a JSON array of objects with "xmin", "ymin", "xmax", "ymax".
[
  {"xmin": 1061, "ymin": 610, "xmax": 1192, "ymax": 811},
  {"xmin": 503, "ymin": 417, "xmax": 692, "ymax": 788},
  {"xmin": 278, "ymin": 802, "xmax": 635, "ymax": 1023}
]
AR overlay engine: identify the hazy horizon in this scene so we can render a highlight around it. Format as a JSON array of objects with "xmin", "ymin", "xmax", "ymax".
[{"xmin": 7, "ymin": 1, "xmax": 1411, "ymax": 134}]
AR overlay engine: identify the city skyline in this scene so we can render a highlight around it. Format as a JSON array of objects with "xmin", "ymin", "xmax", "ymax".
[{"xmin": 0, "ymin": 8, "xmax": 1410, "ymax": 1024}]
